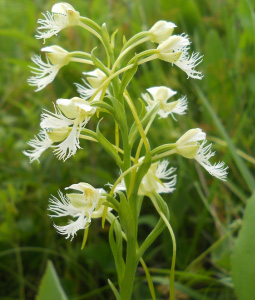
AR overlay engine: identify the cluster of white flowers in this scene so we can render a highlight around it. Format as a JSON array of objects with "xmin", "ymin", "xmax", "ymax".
[{"xmin": 24, "ymin": 2, "xmax": 228, "ymax": 241}]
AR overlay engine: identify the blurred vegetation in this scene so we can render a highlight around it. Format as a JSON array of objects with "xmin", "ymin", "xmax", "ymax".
[{"xmin": 0, "ymin": 0, "xmax": 255, "ymax": 299}]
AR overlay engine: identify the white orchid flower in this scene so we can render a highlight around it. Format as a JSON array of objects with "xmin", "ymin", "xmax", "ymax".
[
  {"xmin": 142, "ymin": 86, "xmax": 188, "ymax": 119},
  {"xmin": 36, "ymin": 3, "xmax": 80, "ymax": 41},
  {"xmin": 75, "ymin": 69, "xmax": 108, "ymax": 101},
  {"xmin": 48, "ymin": 183, "xmax": 107, "ymax": 240},
  {"xmin": 114, "ymin": 160, "xmax": 177, "ymax": 196},
  {"xmin": 157, "ymin": 34, "xmax": 203, "ymax": 79},
  {"xmin": 24, "ymin": 97, "xmax": 96, "ymax": 162},
  {"xmin": 149, "ymin": 20, "xmax": 176, "ymax": 43},
  {"xmin": 176, "ymin": 128, "xmax": 228, "ymax": 180},
  {"xmin": 27, "ymin": 46, "xmax": 71, "ymax": 92}
]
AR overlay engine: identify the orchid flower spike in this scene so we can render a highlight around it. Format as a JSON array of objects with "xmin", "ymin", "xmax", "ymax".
[
  {"xmin": 36, "ymin": 3, "xmax": 80, "ymax": 41},
  {"xmin": 75, "ymin": 69, "xmax": 108, "ymax": 101},
  {"xmin": 149, "ymin": 20, "xmax": 177, "ymax": 43},
  {"xmin": 114, "ymin": 160, "xmax": 177, "ymax": 196},
  {"xmin": 27, "ymin": 46, "xmax": 71, "ymax": 91},
  {"xmin": 176, "ymin": 128, "xmax": 228, "ymax": 180},
  {"xmin": 24, "ymin": 97, "xmax": 96, "ymax": 162},
  {"xmin": 142, "ymin": 86, "xmax": 188, "ymax": 119},
  {"xmin": 157, "ymin": 34, "xmax": 203, "ymax": 79},
  {"xmin": 48, "ymin": 183, "xmax": 107, "ymax": 240}
]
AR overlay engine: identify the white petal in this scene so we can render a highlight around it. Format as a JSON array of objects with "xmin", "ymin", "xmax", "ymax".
[
  {"xmin": 156, "ymin": 160, "xmax": 176, "ymax": 179},
  {"xmin": 35, "ymin": 11, "xmax": 69, "ymax": 41},
  {"xmin": 23, "ymin": 130, "xmax": 52, "ymax": 162},
  {"xmin": 40, "ymin": 106, "xmax": 73, "ymax": 129},
  {"xmin": 156, "ymin": 174, "xmax": 177, "ymax": 194},
  {"xmin": 53, "ymin": 213, "xmax": 88, "ymax": 240},
  {"xmin": 195, "ymin": 141, "xmax": 228, "ymax": 181},
  {"xmin": 48, "ymin": 190, "xmax": 81, "ymax": 217},
  {"xmin": 27, "ymin": 55, "xmax": 61, "ymax": 91}
]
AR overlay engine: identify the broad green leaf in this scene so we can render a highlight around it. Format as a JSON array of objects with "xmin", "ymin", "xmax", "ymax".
[
  {"xmin": 232, "ymin": 192, "xmax": 255, "ymax": 300},
  {"xmin": 109, "ymin": 218, "xmax": 125, "ymax": 284},
  {"xmin": 36, "ymin": 260, "xmax": 68, "ymax": 300}
]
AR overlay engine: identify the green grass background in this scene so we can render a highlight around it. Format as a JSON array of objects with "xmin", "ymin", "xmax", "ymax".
[{"xmin": 0, "ymin": 0, "xmax": 254, "ymax": 299}]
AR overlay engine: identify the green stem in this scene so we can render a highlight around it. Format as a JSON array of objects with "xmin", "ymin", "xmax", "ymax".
[
  {"xmin": 78, "ymin": 21, "xmax": 111, "ymax": 68},
  {"xmin": 111, "ymin": 36, "xmax": 150, "ymax": 72},
  {"xmin": 70, "ymin": 57, "xmax": 94, "ymax": 65},
  {"xmin": 150, "ymin": 193, "xmax": 176, "ymax": 300},
  {"xmin": 121, "ymin": 31, "xmax": 149, "ymax": 51}
]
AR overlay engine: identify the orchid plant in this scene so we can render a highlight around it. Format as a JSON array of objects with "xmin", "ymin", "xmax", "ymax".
[{"xmin": 24, "ymin": 3, "xmax": 228, "ymax": 300}]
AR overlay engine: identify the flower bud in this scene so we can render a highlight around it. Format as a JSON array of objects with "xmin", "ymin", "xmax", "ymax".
[
  {"xmin": 149, "ymin": 20, "xmax": 176, "ymax": 43},
  {"xmin": 41, "ymin": 46, "xmax": 70, "ymax": 66},
  {"xmin": 52, "ymin": 2, "xmax": 80, "ymax": 26},
  {"xmin": 175, "ymin": 128, "xmax": 206, "ymax": 159}
]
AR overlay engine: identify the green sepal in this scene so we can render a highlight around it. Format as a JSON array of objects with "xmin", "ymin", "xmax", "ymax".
[
  {"xmin": 109, "ymin": 218, "xmax": 125, "ymax": 286},
  {"xmin": 119, "ymin": 59, "xmax": 138, "ymax": 98},
  {"xmin": 90, "ymin": 47, "xmax": 110, "ymax": 75},
  {"xmin": 129, "ymin": 102, "xmax": 160, "ymax": 147},
  {"xmin": 118, "ymin": 191, "xmax": 135, "ymax": 239},
  {"xmin": 96, "ymin": 120, "xmax": 122, "ymax": 167}
]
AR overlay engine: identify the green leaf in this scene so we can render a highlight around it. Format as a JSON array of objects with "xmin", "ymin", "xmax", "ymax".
[
  {"xmin": 109, "ymin": 218, "xmax": 125, "ymax": 284},
  {"xmin": 96, "ymin": 121, "xmax": 122, "ymax": 167},
  {"xmin": 231, "ymin": 192, "xmax": 255, "ymax": 300},
  {"xmin": 90, "ymin": 47, "xmax": 109, "ymax": 75},
  {"xmin": 108, "ymin": 279, "xmax": 121, "ymax": 300},
  {"xmin": 119, "ymin": 60, "xmax": 138, "ymax": 97},
  {"xmin": 118, "ymin": 191, "xmax": 135, "ymax": 239},
  {"xmin": 36, "ymin": 260, "xmax": 68, "ymax": 300}
]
